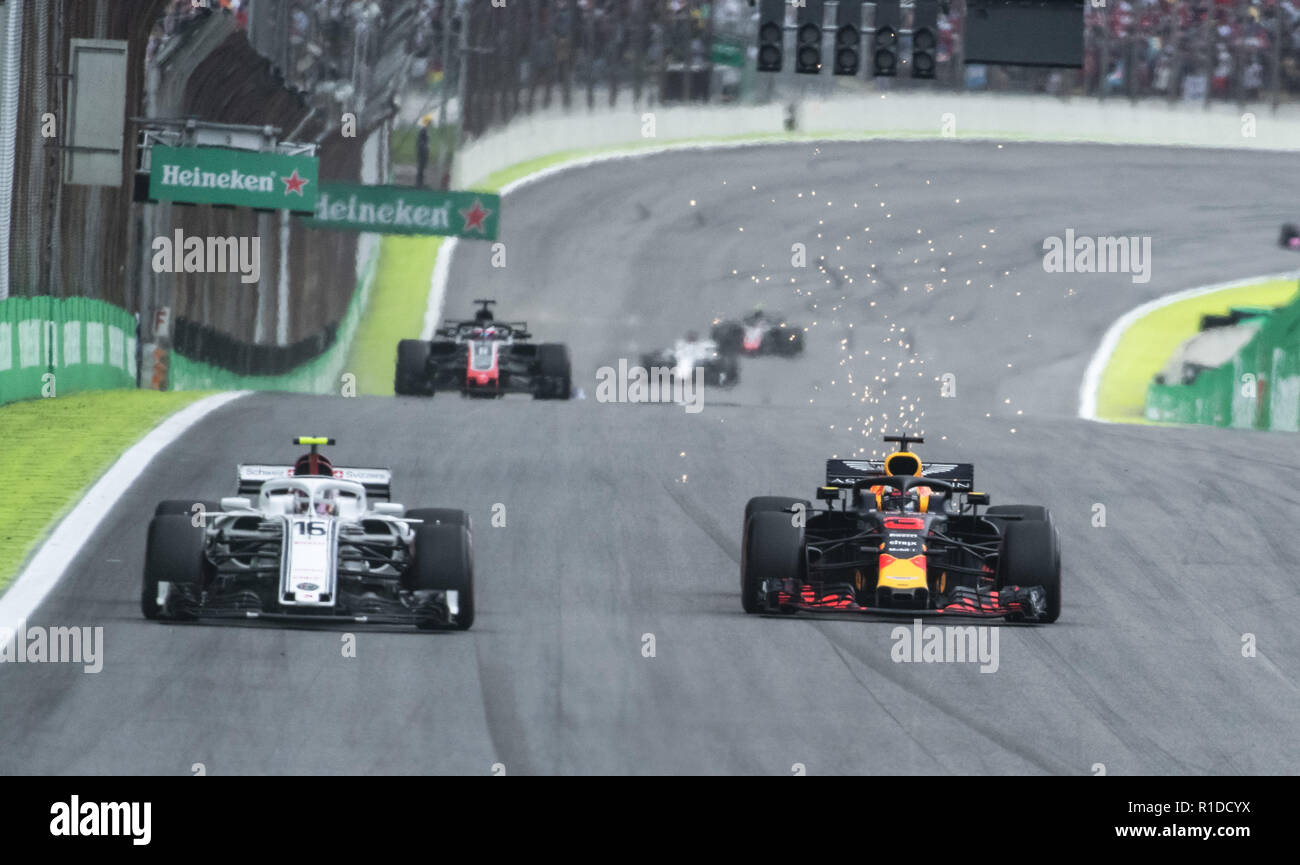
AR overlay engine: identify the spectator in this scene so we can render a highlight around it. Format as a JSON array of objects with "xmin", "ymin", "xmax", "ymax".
[{"xmin": 416, "ymin": 114, "xmax": 432, "ymax": 188}]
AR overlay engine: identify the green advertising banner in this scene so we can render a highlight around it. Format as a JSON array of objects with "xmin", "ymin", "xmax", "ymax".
[
  {"xmin": 302, "ymin": 183, "xmax": 500, "ymax": 240},
  {"xmin": 148, "ymin": 146, "xmax": 318, "ymax": 214},
  {"xmin": 0, "ymin": 296, "xmax": 137, "ymax": 406}
]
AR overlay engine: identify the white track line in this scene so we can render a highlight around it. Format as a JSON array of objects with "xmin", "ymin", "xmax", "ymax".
[
  {"xmin": 1077, "ymin": 271, "xmax": 1299, "ymax": 422},
  {"xmin": 421, "ymin": 236, "xmax": 458, "ymax": 341},
  {"xmin": 0, "ymin": 391, "xmax": 249, "ymax": 645}
]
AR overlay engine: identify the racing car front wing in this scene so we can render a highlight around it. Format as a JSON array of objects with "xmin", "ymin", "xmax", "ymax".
[{"xmin": 766, "ymin": 582, "xmax": 1049, "ymax": 621}]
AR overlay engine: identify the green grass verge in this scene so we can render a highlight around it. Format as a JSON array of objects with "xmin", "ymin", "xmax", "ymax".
[
  {"xmin": 1096, "ymin": 279, "xmax": 1299, "ymax": 422},
  {"xmin": 0, "ymin": 389, "xmax": 208, "ymax": 592},
  {"xmin": 344, "ymin": 235, "xmax": 442, "ymax": 396}
]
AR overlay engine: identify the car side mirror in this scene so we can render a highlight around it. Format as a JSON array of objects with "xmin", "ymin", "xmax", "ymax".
[
  {"xmin": 373, "ymin": 503, "xmax": 406, "ymax": 517},
  {"xmin": 220, "ymin": 497, "xmax": 253, "ymax": 512},
  {"xmin": 966, "ymin": 492, "xmax": 990, "ymax": 507},
  {"xmin": 816, "ymin": 486, "xmax": 840, "ymax": 501}
]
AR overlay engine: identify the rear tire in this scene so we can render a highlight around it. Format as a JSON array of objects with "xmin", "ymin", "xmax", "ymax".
[
  {"xmin": 999, "ymin": 519, "xmax": 1061, "ymax": 623},
  {"xmin": 405, "ymin": 508, "xmax": 470, "ymax": 529},
  {"xmin": 153, "ymin": 500, "xmax": 222, "ymax": 520},
  {"xmin": 142, "ymin": 515, "xmax": 206, "ymax": 620},
  {"xmin": 987, "ymin": 504, "xmax": 1051, "ymax": 523},
  {"xmin": 407, "ymin": 523, "xmax": 475, "ymax": 630},
  {"xmin": 775, "ymin": 328, "xmax": 804, "ymax": 357},
  {"xmin": 741, "ymin": 510, "xmax": 805, "ymax": 614},
  {"xmin": 395, "ymin": 340, "xmax": 434, "ymax": 396},
  {"xmin": 534, "ymin": 343, "xmax": 572, "ymax": 400},
  {"xmin": 711, "ymin": 321, "xmax": 744, "ymax": 355},
  {"xmin": 744, "ymin": 496, "xmax": 810, "ymax": 533}
]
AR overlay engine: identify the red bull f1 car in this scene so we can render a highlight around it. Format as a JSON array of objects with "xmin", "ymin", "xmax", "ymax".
[
  {"xmin": 741, "ymin": 435, "xmax": 1061, "ymax": 622},
  {"xmin": 395, "ymin": 299, "xmax": 573, "ymax": 399},
  {"xmin": 141, "ymin": 438, "xmax": 475, "ymax": 630}
]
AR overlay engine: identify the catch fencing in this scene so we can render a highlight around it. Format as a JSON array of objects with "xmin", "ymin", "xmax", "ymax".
[
  {"xmin": 1146, "ymin": 283, "xmax": 1300, "ymax": 430},
  {"xmin": 0, "ymin": 295, "xmax": 137, "ymax": 404}
]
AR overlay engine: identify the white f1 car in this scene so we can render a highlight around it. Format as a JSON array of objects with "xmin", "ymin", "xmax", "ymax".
[
  {"xmin": 640, "ymin": 332, "xmax": 740, "ymax": 388},
  {"xmin": 141, "ymin": 437, "xmax": 474, "ymax": 630}
]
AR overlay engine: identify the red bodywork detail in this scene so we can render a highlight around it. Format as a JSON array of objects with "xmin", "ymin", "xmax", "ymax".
[
  {"xmin": 771, "ymin": 585, "xmax": 1027, "ymax": 618},
  {"xmin": 466, "ymin": 341, "xmax": 500, "ymax": 388},
  {"xmin": 883, "ymin": 517, "xmax": 925, "ymax": 530}
]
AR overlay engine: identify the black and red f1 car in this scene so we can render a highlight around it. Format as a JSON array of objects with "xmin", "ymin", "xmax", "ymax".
[
  {"xmin": 711, "ymin": 309, "xmax": 804, "ymax": 357},
  {"xmin": 741, "ymin": 435, "xmax": 1061, "ymax": 622},
  {"xmin": 395, "ymin": 300, "xmax": 572, "ymax": 399}
]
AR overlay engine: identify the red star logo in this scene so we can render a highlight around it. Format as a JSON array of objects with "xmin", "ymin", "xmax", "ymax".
[
  {"xmin": 281, "ymin": 169, "xmax": 309, "ymax": 196},
  {"xmin": 460, "ymin": 199, "xmax": 492, "ymax": 234}
]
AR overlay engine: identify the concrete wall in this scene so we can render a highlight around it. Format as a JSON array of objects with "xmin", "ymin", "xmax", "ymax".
[{"xmin": 454, "ymin": 92, "xmax": 1300, "ymax": 188}]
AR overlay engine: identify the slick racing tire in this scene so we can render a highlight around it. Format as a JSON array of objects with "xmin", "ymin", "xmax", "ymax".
[
  {"xmin": 142, "ymin": 515, "xmax": 207, "ymax": 621},
  {"xmin": 741, "ymin": 510, "xmax": 805, "ymax": 614},
  {"xmin": 407, "ymin": 522, "xmax": 475, "ymax": 630},
  {"xmin": 705, "ymin": 355, "xmax": 740, "ymax": 388},
  {"xmin": 773, "ymin": 328, "xmax": 804, "ymax": 357},
  {"xmin": 744, "ymin": 496, "xmax": 810, "ymax": 535},
  {"xmin": 153, "ymin": 500, "xmax": 223, "ymax": 520},
  {"xmin": 534, "ymin": 343, "xmax": 572, "ymax": 400},
  {"xmin": 986, "ymin": 504, "xmax": 1051, "ymax": 524},
  {"xmin": 998, "ymin": 518, "xmax": 1061, "ymax": 624},
  {"xmin": 1281, "ymin": 223, "xmax": 1300, "ymax": 248},
  {"xmin": 711, "ymin": 321, "xmax": 745, "ymax": 355},
  {"xmin": 395, "ymin": 340, "xmax": 435, "ymax": 396},
  {"xmin": 405, "ymin": 508, "xmax": 471, "ymax": 529}
]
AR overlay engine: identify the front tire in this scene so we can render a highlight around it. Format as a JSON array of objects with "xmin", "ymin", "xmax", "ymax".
[
  {"xmin": 534, "ymin": 343, "xmax": 572, "ymax": 400},
  {"xmin": 142, "ymin": 515, "xmax": 206, "ymax": 620},
  {"xmin": 395, "ymin": 340, "xmax": 434, "ymax": 396},
  {"xmin": 406, "ymin": 522, "xmax": 475, "ymax": 630},
  {"xmin": 998, "ymin": 518, "xmax": 1061, "ymax": 623},
  {"xmin": 741, "ymin": 510, "xmax": 805, "ymax": 614}
]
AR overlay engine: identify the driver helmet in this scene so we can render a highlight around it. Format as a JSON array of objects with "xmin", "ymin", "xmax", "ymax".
[
  {"xmin": 882, "ymin": 489, "xmax": 911, "ymax": 511},
  {"xmin": 293, "ymin": 489, "xmax": 312, "ymax": 515}
]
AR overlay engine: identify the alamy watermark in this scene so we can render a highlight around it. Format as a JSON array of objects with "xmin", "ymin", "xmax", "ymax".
[
  {"xmin": 891, "ymin": 619, "xmax": 999, "ymax": 673},
  {"xmin": 0, "ymin": 620, "xmax": 103, "ymax": 673},
  {"xmin": 50, "ymin": 796, "xmax": 150, "ymax": 845},
  {"xmin": 1042, "ymin": 229, "xmax": 1151, "ymax": 284},
  {"xmin": 152, "ymin": 228, "xmax": 261, "ymax": 284},
  {"xmin": 595, "ymin": 359, "xmax": 704, "ymax": 414}
]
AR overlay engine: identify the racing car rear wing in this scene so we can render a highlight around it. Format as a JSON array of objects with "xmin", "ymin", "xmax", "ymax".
[
  {"xmin": 237, "ymin": 465, "xmax": 393, "ymax": 501},
  {"xmin": 825, "ymin": 459, "xmax": 974, "ymax": 491}
]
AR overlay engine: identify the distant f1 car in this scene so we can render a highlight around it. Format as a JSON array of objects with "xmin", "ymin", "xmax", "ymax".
[
  {"xmin": 142, "ymin": 437, "xmax": 474, "ymax": 630},
  {"xmin": 741, "ymin": 434, "xmax": 1060, "ymax": 622},
  {"xmin": 711, "ymin": 309, "xmax": 804, "ymax": 357},
  {"xmin": 395, "ymin": 300, "xmax": 572, "ymax": 399},
  {"xmin": 640, "ymin": 331, "xmax": 740, "ymax": 388},
  {"xmin": 1281, "ymin": 224, "xmax": 1300, "ymax": 249}
]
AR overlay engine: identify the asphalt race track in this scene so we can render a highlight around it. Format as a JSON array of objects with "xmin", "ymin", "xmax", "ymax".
[{"xmin": 3, "ymin": 142, "xmax": 1299, "ymax": 775}]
